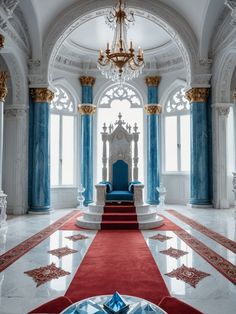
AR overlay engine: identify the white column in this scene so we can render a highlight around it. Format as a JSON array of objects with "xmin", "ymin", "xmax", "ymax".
[
  {"xmin": 212, "ymin": 103, "xmax": 230, "ymax": 208},
  {"xmin": 0, "ymin": 71, "xmax": 8, "ymax": 227},
  {"xmin": 3, "ymin": 105, "xmax": 28, "ymax": 214},
  {"xmin": 102, "ymin": 127, "xmax": 108, "ymax": 181},
  {"xmin": 133, "ymin": 130, "xmax": 139, "ymax": 181}
]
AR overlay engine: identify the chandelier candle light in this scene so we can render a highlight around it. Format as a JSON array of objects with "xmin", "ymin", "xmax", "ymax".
[{"xmin": 97, "ymin": 0, "xmax": 144, "ymax": 83}]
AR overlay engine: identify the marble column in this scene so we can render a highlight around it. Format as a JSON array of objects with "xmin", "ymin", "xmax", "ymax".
[
  {"xmin": 144, "ymin": 76, "xmax": 161, "ymax": 205},
  {"xmin": 79, "ymin": 76, "xmax": 96, "ymax": 206},
  {"xmin": 0, "ymin": 71, "xmax": 8, "ymax": 226},
  {"xmin": 186, "ymin": 88, "xmax": 212, "ymax": 206},
  {"xmin": 29, "ymin": 88, "xmax": 54, "ymax": 213}
]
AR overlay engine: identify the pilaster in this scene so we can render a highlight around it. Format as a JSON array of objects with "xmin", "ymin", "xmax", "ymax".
[{"xmin": 212, "ymin": 103, "xmax": 230, "ymax": 208}]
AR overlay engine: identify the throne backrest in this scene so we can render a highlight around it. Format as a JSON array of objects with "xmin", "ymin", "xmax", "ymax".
[{"xmin": 112, "ymin": 160, "xmax": 129, "ymax": 190}]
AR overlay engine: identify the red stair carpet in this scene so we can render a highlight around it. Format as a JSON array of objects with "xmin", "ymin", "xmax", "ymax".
[
  {"xmin": 101, "ymin": 203, "xmax": 139, "ymax": 229},
  {"xmin": 65, "ymin": 230, "xmax": 169, "ymax": 305}
]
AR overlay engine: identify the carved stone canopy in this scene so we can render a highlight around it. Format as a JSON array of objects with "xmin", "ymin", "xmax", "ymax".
[
  {"xmin": 185, "ymin": 88, "xmax": 209, "ymax": 103},
  {"xmin": 145, "ymin": 76, "xmax": 161, "ymax": 87}
]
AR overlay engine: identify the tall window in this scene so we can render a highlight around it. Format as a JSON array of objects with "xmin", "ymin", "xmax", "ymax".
[
  {"xmin": 97, "ymin": 84, "xmax": 144, "ymax": 181},
  {"xmin": 164, "ymin": 87, "xmax": 190, "ymax": 172},
  {"xmin": 50, "ymin": 87, "xmax": 76, "ymax": 186}
]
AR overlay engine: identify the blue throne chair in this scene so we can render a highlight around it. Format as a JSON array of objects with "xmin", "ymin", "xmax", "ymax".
[{"xmin": 95, "ymin": 113, "xmax": 144, "ymax": 206}]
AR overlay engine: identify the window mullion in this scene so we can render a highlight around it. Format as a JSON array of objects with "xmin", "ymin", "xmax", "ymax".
[
  {"xmin": 59, "ymin": 115, "xmax": 63, "ymax": 185},
  {"xmin": 177, "ymin": 115, "xmax": 181, "ymax": 171}
]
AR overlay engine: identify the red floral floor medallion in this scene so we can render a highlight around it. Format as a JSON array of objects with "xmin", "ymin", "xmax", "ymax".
[
  {"xmin": 65, "ymin": 234, "xmax": 88, "ymax": 241},
  {"xmin": 24, "ymin": 263, "xmax": 70, "ymax": 287},
  {"xmin": 149, "ymin": 234, "xmax": 172, "ymax": 242},
  {"xmin": 165, "ymin": 264, "xmax": 210, "ymax": 288},
  {"xmin": 48, "ymin": 246, "xmax": 78, "ymax": 258},
  {"xmin": 160, "ymin": 247, "xmax": 188, "ymax": 259}
]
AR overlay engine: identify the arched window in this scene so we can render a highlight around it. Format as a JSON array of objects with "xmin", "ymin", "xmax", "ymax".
[
  {"xmin": 163, "ymin": 87, "xmax": 190, "ymax": 172},
  {"xmin": 50, "ymin": 87, "xmax": 77, "ymax": 186},
  {"xmin": 97, "ymin": 84, "xmax": 144, "ymax": 181}
]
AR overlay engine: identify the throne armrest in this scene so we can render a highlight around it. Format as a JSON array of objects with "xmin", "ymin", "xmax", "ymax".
[
  {"xmin": 133, "ymin": 184, "xmax": 144, "ymax": 206},
  {"xmin": 95, "ymin": 184, "xmax": 106, "ymax": 206}
]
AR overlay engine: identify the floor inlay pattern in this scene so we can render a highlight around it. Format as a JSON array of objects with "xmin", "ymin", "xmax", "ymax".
[
  {"xmin": 174, "ymin": 229, "xmax": 236, "ymax": 285},
  {"xmin": 0, "ymin": 211, "xmax": 78, "ymax": 272},
  {"xmin": 167, "ymin": 210, "xmax": 236, "ymax": 253},
  {"xmin": 24, "ymin": 263, "xmax": 71, "ymax": 287},
  {"xmin": 47, "ymin": 246, "xmax": 78, "ymax": 258},
  {"xmin": 165, "ymin": 264, "xmax": 211, "ymax": 288},
  {"xmin": 159, "ymin": 247, "xmax": 189, "ymax": 259},
  {"xmin": 65, "ymin": 233, "xmax": 89, "ymax": 241},
  {"xmin": 149, "ymin": 234, "xmax": 173, "ymax": 242}
]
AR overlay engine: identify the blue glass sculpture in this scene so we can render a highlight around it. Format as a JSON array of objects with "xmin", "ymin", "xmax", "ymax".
[
  {"xmin": 76, "ymin": 300, "xmax": 106, "ymax": 314},
  {"xmin": 104, "ymin": 292, "xmax": 129, "ymax": 314}
]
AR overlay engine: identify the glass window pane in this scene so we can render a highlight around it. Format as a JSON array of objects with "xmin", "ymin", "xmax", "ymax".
[
  {"xmin": 62, "ymin": 116, "xmax": 74, "ymax": 185},
  {"xmin": 50, "ymin": 114, "xmax": 60, "ymax": 185},
  {"xmin": 165, "ymin": 116, "xmax": 178, "ymax": 171},
  {"xmin": 180, "ymin": 115, "xmax": 190, "ymax": 171}
]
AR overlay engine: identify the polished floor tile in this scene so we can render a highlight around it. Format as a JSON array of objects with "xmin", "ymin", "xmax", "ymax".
[{"xmin": 0, "ymin": 206, "xmax": 236, "ymax": 314}]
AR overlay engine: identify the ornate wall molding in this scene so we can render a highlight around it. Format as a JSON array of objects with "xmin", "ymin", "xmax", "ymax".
[
  {"xmin": 0, "ymin": 33, "xmax": 5, "ymax": 49},
  {"xmin": 145, "ymin": 76, "xmax": 161, "ymax": 87},
  {"xmin": 212, "ymin": 103, "xmax": 231, "ymax": 117},
  {"xmin": 185, "ymin": 88, "xmax": 209, "ymax": 103},
  {"xmin": 78, "ymin": 104, "xmax": 96, "ymax": 115},
  {"xmin": 42, "ymin": 0, "xmax": 198, "ymax": 86},
  {"xmin": 30, "ymin": 88, "xmax": 54, "ymax": 103},
  {"xmin": 0, "ymin": 71, "xmax": 8, "ymax": 102},
  {"xmin": 225, "ymin": 0, "xmax": 236, "ymax": 26},
  {"xmin": 144, "ymin": 104, "xmax": 162, "ymax": 115},
  {"xmin": 4, "ymin": 105, "xmax": 28, "ymax": 117},
  {"xmin": 79, "ymin": 76, "xmax": 95, "ymax": 86}
]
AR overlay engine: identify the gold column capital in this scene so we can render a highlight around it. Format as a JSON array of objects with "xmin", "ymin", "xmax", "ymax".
[
  {"xmin": 79, "ymin": 76, "xmax": 96, "ymax": 86},
  {"xmin": 144, "ymin": 104, "xmax": 162, "ymax": 115},
  {"xmin": 185, "ymin": 88, "xmax": 209, "ymax": 103},
  {"xmin": 0, "ymin": 34, "xmax": 5, "ymax": 49},
  {"xmin": 145, "ymin": 76, "xmax": 161, "ymax": 87},
  {"xmin": 0, "ymin": 71, "xmax": 8, "ymax": 102},
  {"xmin": 30, "ymin": 88, "xmax": 54, "ymax": 103},
  {"xmin": 234, "ymin": 89, "xmax": 236, "ymax": 101},
  {"xmin": 78, "ymin": 104, "xmax": 96, "ymax": 115}
]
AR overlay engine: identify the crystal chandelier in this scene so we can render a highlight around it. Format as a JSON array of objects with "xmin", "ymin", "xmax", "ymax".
[{"xmin": 97, "ymin": 0, "xmax": 144, "ymax": 84}]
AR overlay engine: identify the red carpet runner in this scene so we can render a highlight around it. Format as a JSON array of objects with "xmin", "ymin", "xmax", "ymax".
[
  {"xmin": 65, "ymin": 230, "xmax": 169, "ymax": 305},
  {"xmin": 101, "ymin": 203, "xmax": 138, "ymax": 229},
  {"xmin": 167, "ymin": 210, "xmax": 236, "ymax": 253}
]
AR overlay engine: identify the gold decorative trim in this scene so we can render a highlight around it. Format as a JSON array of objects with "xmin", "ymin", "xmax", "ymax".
[
  {"xmin": 78, "ymin": 104, "xmax": 96, "ymax": 115},
  {"xmin": 185, "ymin": 88, "xmax": 209, "ymax": 103},
  {"xmin": 144, "ymin": 104, "xmax": 162, "ymax": 115},
  {"xmin": 0, "ymin": 34, "xmax": 5, "ymax": 49},
  {"xmin": 30, "ymin": 88, "xmax": 54, "ymax": 103},
  {"xmin": 79, "ymin": 76, "xmax": 96, "ymax": 86},
  {"xmin": 145, "ymin": 76, "xmax": 161, "ymax": 87},
  {"xmin": 0, "ymin": 71, "xmax": 8, "ymax": 102},
  {"xmin": 234, "ymin": 89, "xmax": 236, "ymax": 101}
]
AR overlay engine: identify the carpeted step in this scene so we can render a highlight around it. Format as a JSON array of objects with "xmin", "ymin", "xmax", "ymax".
[
  {"xmin": 104, "ymin": 205, "xmax": 136, "ymax": 213},
  {"xmin": 101, "ymin": 221, "xmax": 139, "ymax": 229},
  {"xmin": 102, "ymin": 213, "xmax": 138, "ymax": 221}
]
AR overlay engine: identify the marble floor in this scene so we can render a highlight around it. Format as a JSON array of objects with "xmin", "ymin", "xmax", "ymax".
[{"xmin": 0, "ymin": 205, "xmax": 235, "ymax": 314}]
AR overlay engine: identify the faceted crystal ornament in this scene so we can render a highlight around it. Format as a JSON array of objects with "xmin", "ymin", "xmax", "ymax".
[
  {"xmin": 104, "ymin": 292, "xmax": 129, "ymax": 313},
  {"xmin": 76, "ymin": 300, "xmax": 106, "ymax": 314},
  {"xmin": 129, "ymin": 301, "xmax": 165, "ymax": 314}
]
